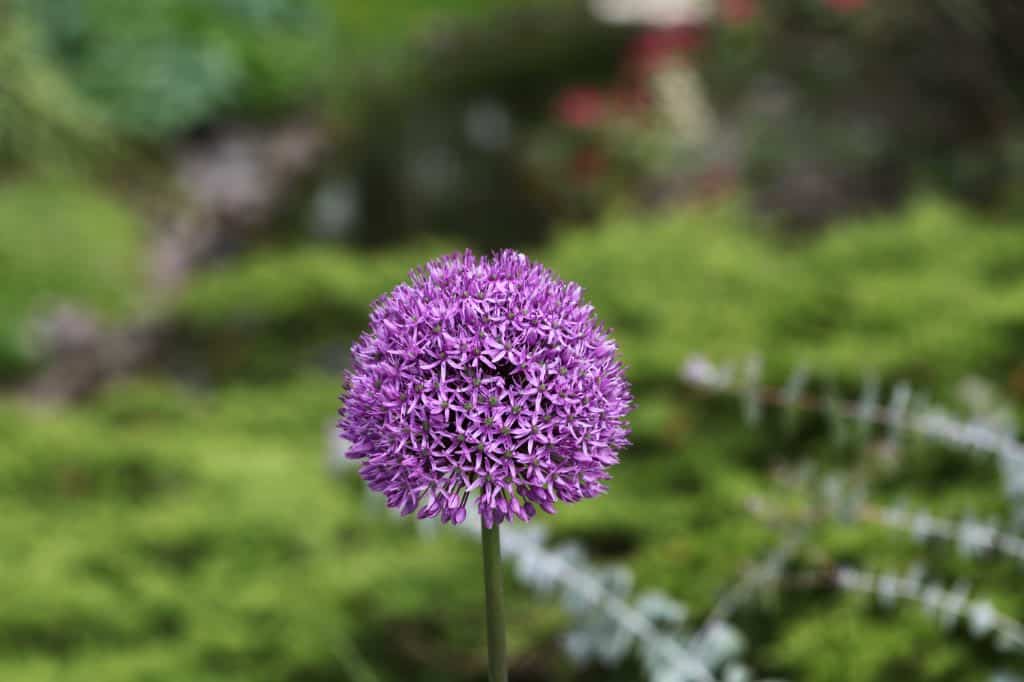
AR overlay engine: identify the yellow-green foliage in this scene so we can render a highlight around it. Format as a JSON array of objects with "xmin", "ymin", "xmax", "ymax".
[
  {"xmin": 179, "ymin": 196, "xmax": 1024, "ymax": 385},
  {"xmin": 0, "ymin": 375, "xmax": 563, "ymax": 682},
  {"xmin": 553, "ymin": 197, "xmax": 1024, "ymax": 384},
  {"xmin": 3, "ymin": 196, "xmax": 1023, "ymax": 680},
  {"xmin": 178, "ymin": 244, "xmax": 450, "ymax": 331},
  {"xmin": 0, "ymin": 15, "xmax": 109, "ymax": 170}
]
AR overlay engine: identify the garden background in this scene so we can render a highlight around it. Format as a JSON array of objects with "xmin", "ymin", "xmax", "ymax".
[{"xmin": 3, "ymin": 1, "xmax": 1024, "ymax": 680}]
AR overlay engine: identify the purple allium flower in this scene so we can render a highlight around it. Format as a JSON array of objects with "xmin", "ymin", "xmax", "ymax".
[{"xmin": 338, "ymin": 250, "xmax": 632, "ymax": 528}]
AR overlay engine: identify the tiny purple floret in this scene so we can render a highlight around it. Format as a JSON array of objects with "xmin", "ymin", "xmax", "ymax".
[{"xmin": 338, "ymin": 250, "xmax": 632, "ymax": 527}]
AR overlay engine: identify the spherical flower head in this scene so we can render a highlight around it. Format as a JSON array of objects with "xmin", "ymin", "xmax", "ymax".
[{"xmin": 338, "ymin": 250, "xmax": 632, "ymax": 528}]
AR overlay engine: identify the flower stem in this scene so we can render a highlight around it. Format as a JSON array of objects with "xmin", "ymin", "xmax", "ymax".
[{"xmin": 481, "ymin": 523, "xmax": 508, "ymax": 682}]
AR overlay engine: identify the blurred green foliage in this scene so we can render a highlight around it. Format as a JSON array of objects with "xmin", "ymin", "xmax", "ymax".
[
  {"xmin": 328, "ymin": 0, "xmax": 532, "ymax": 78},
  {"xmin": 2, "ymin": 1, "xmax": 1023, "ymax": 680},
  {"xmin": 4, "ymin": 197, "xmax": 1018, "ymax": 680},
  {"xmin": 11, "ymin": 0, "xmax": 538, "ymax": 143},
  {"xmin": 179, "ymin": 195, "xmax": 1024, "ymax": 386},
  {"xmin": 0, "ymin": 178, "xmax": 143, "ymax": 376},
  {"xmin": 19, "ymin": 0, "xmax": 330, "ymax": 139},
  {"xmin": 0, "ymin": 13, "xmax": 110, "ymax": 170}
]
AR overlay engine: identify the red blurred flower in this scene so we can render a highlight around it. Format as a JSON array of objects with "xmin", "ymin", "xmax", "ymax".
[
  {"xmin": 721, "ymin": 0, "xmax": 759, "ymax": 24},
  {"xmin": 554, "ymin": 87, "xmax": 609, "ymax": 129},
  {"xmin": 625, "ymin": 26, "xmax": 704, "ymax": 77}
]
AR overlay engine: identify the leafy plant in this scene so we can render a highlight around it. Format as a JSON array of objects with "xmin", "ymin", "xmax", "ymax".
[
  {"xmin": 0, "ymin": 12, "xmax": 109, "ymax": 170},
  {"xmin": 20, "ymin": 0, "xmax": 331, "ymax": 139}
]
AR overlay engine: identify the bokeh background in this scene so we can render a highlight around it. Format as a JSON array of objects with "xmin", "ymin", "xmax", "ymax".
[{"xmin": 3, "ymin": 0, "xmax": 1024, "ymax": 680}]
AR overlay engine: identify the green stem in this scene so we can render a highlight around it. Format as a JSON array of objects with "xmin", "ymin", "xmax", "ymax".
[{"xmin": 481, "ymin": 523, "xmax": 508, "ymax": 682}]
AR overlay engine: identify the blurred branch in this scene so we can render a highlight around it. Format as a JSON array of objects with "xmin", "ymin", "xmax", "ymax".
[
  {"xmin": 680, "ymin": 354, "xmax": 1024, "ymax": 520},
  {"xmin": 697, "ymin": 533, "xmax": 807, "ymax": 637},
  {"xmin": 16, "ymin": 118, "xmax": 330, "ymax": 403},
  {"xmin": 154, "ymin": 119, "xmax": 331, "ymax": 291},
  {"xmin": 829, "ymin": 565, "xmax": 1024, "ymax": 654},
  {"xmin": 747, "ymin": 491, "xmax": 1024, "ymax": 568},
  {"xmin": 466, "ymin": 523, "xmax": 720, "ymax": 681}
]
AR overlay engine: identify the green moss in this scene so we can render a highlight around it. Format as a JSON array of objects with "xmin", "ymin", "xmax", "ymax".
[{"xmin": 177, "ymin": 245, "xmax": 443, "ymax": 331}]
